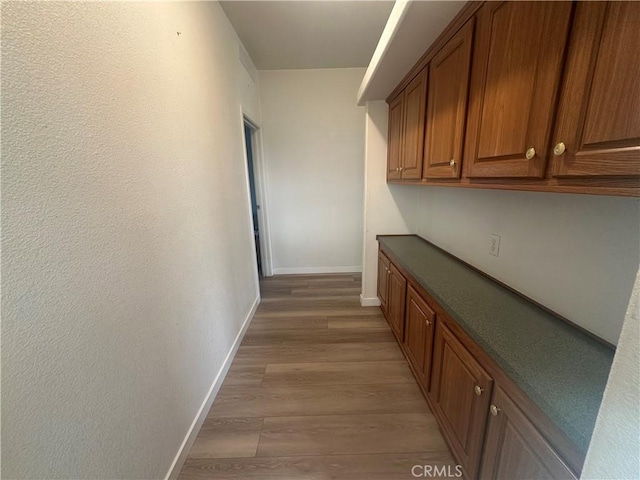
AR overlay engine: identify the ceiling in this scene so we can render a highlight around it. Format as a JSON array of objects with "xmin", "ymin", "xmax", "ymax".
[
  {"xmin": 358, "ymin": 1, "xmax": 466, "ymax": 103},
  {"xmin": 220, "ymin": 1, "xmax": 395, "ymax": 70}
]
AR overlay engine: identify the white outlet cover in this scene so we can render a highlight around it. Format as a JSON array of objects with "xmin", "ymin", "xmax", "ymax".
[{"xmin": 490, "ymin": 234, "xmax": 501, "ymax": 257}]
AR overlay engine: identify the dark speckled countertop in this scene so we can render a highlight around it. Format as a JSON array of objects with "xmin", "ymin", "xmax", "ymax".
[{"xmin": 378, "ymin": 235, "xmax": 614, "ymax": 456}]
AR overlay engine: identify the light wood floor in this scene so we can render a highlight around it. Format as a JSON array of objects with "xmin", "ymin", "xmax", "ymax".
[{"xmin": 178, "ymin": 273, "xmax": 454, "ymax": 479}]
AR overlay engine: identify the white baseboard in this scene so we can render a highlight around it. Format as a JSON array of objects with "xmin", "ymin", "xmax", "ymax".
[
  {"xmin": 164, "ymin": 295, "xmax": 260, "ymax": 480},
  {"xmin": 273, "ymin": 265, "xmax": 362, "ymax": 275},
  {"xmin": 360, "ymin": 294, "xmax": 382, "ymax": 307}
]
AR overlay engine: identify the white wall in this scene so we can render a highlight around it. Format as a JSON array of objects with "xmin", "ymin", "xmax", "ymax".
[
  {"xmin": 413, "ymin": 188, "xmax": 640, "ymax": 345},
  {"xmin": 2, "ymin": 2, "xmax": 260, "ymax": 479},
  {"xmin": 259, "ymin": 68, "xmax": 366, "ymax": 274},
  {"xmin": 238, "ymin": 43, "xmax": 261, "ymax": 124},
  {"xmin": 581, "ymin": 267, "xmax": 640, "ymax": 479},
  {"xmin": 361, "ymin": 109, "xmax": 639, "ymax": 344},
  {"xmin": 360, "ymin": 101, "xmax": 420, "ymax": 305}
]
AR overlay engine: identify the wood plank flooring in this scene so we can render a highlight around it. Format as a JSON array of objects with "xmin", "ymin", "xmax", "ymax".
[{"xmin": 178, "ymin": 273, "xmax": 455, "ymax": 480}]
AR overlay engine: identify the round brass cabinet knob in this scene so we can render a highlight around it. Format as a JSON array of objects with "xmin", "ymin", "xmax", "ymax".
[
  {"xmin": 553, "ymin": 142, "xmax": 566, "ymax": 156},
  {"xmin": 525, "ymin": 147, "xmax": 536, "ymax": 160},
  {"xmin": 490, "ymin": 405, "xmax": 500, "ymax": 416},
  {"xmin": 449, "ymin": 159, "xmax": 456, "ymax": 167}
]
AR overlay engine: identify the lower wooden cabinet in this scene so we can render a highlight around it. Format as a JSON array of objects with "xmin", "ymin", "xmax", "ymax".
[
  {"xmin": 480, "ymin": 387, "xmax": 577, "ymax": 480},
  {"xmin": 377, "ymin": 251, "xmax": 390, "ymax": 314},
  {"xmin": 387, "ymin": 263, "xmax": 407, "ymax": 342},
  {"xmin": 431, "ymin": 321, "xmax": 493, "ymax": 479},
  {"xmin": 403, "ymin": 285, "xmax": 436, "ymax": 388},
  {"xmin": 377, "ymin": 246, "xmax": 579, "ymax": 479}
]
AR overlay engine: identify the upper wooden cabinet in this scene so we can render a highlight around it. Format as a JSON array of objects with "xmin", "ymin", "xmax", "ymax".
[
  {"xmin": 480, "ymin": 387, "xmax": 578, "ymax": 480},
  {"xmin": 431, "ymin": 321, "xmax": 493, "ymax": 479},
  {"xmin": 551, "ymin": 2, "xmax": 640, "ymax": 179},
  {"xmin": 464, "ymin": 1, "xmax": 573, "ymax": 179},
  {"xmin": 386, "ymin": 0, "xmax": 639, "ymax": 195},
  {"xmin": 387, "ymin": 68, "xmax": 428, "ymax": 181},
  {"xmin": 387, "ymin": 95, "xmax": 404, "ymax": 180},
  {"xmin": 423, "ymin": 19, "xmax": 475, "ymax": 179},
  {"xmin": 403, "ymin": 69, "xmax": 428, "ymax": 179}
]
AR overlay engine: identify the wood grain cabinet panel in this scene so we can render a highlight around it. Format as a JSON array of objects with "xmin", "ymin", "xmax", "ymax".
[
  {"xmin": 403, "ymin": 285, "xmax": 436, "ymax": 389},
  {"xmin": 480, "ymin": 387, "xmax": 578, "ymax": 480},
  {"xmin": 377, "ymin": 251, "xmax": 391, "ymax": 314},
  {"xmin": 431, "ymin": 321, "xmax": 493, "ymax": 479},
  {"xmin": 423, "ymin": 19, "xmax": 475, "ymax": 179},
  {"xmin": 401, "ymin": 68, "xmax": 428, "ymax": 179},
  {"xmin": 377, "ymin": 246, "xmax": 587, "ymax": 477},
  {"xmin": 387, "ymin": 263, "xmax": 407, "ymax": 342},
  {"xmin": 387, "ymin": 94, "xmax": 404, "ymax": 180},
  {"xmin": 551, "ymin": 2, "xmax": 640, "ymax": 178},
  {"xmin": 464, "ymin": 1, "xmax": 573, "ymax": 179}
]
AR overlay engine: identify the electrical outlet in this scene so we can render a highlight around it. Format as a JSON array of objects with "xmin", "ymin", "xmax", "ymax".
[{"xmin": 490, "ymin": 234, "xmax": 501, "ymax": 257}]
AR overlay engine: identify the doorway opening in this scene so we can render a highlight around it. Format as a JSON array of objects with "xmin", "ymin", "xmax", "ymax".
[{"xmin": 243, "ymin": 120, "xmax": 263, "ymax": 277}]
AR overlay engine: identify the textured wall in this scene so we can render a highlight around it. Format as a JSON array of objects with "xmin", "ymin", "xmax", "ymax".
[
  {"xmin": 413, "ymin": 188, "xmax": 640, "ymax": 345},
  {"xmin": 259, "ymin": 68, "xmax": 366, "ymax": 274},
  {"xmin": 2, "ymin": 2, "xmax": 259, "ymax": 478},
  {"xmin": 582, "ymin": 268, "xmax": 640, "ymax": 479}
]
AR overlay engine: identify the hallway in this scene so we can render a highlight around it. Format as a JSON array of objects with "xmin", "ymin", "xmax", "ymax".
[{"xmin": 178, "ymin": 273, "xmax": 454, "ymax": 479}]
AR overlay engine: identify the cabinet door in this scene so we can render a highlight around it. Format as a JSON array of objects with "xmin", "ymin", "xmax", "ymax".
[
  {"xmin": 404, "ymin": 285, "xmax": 436, "ymax": 389},
  {"xmin": 387, "ymin": 94, "xmax": 404, "ymax": 180},
  {"xmin": 377, "ymin": 251, "xmax": 391, "ymax": 314},
  {"xmin": 387, "ymin": 263, "xmax": 407, "ymax": 342},
  {"xmin": 465, "ymin": 2, "xmax": 573, "ymax": 178},
  {"xmin": 431, "ymin": 322, "xmax": 493, "ymax": 479},
  {"xmin": 401, "ymin": 68, "xmax": 428, "ymax": 179},
  {"xmin": 424, "ymin": 19, "xmax": 474, "ymax": 179},
  {"xmin": 552, "ymin": 2, "xmax": 640, "ymax": 178},
  {"xmin": 480, "ymin": 387, "xmax": 577, "ymax": 480}
]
